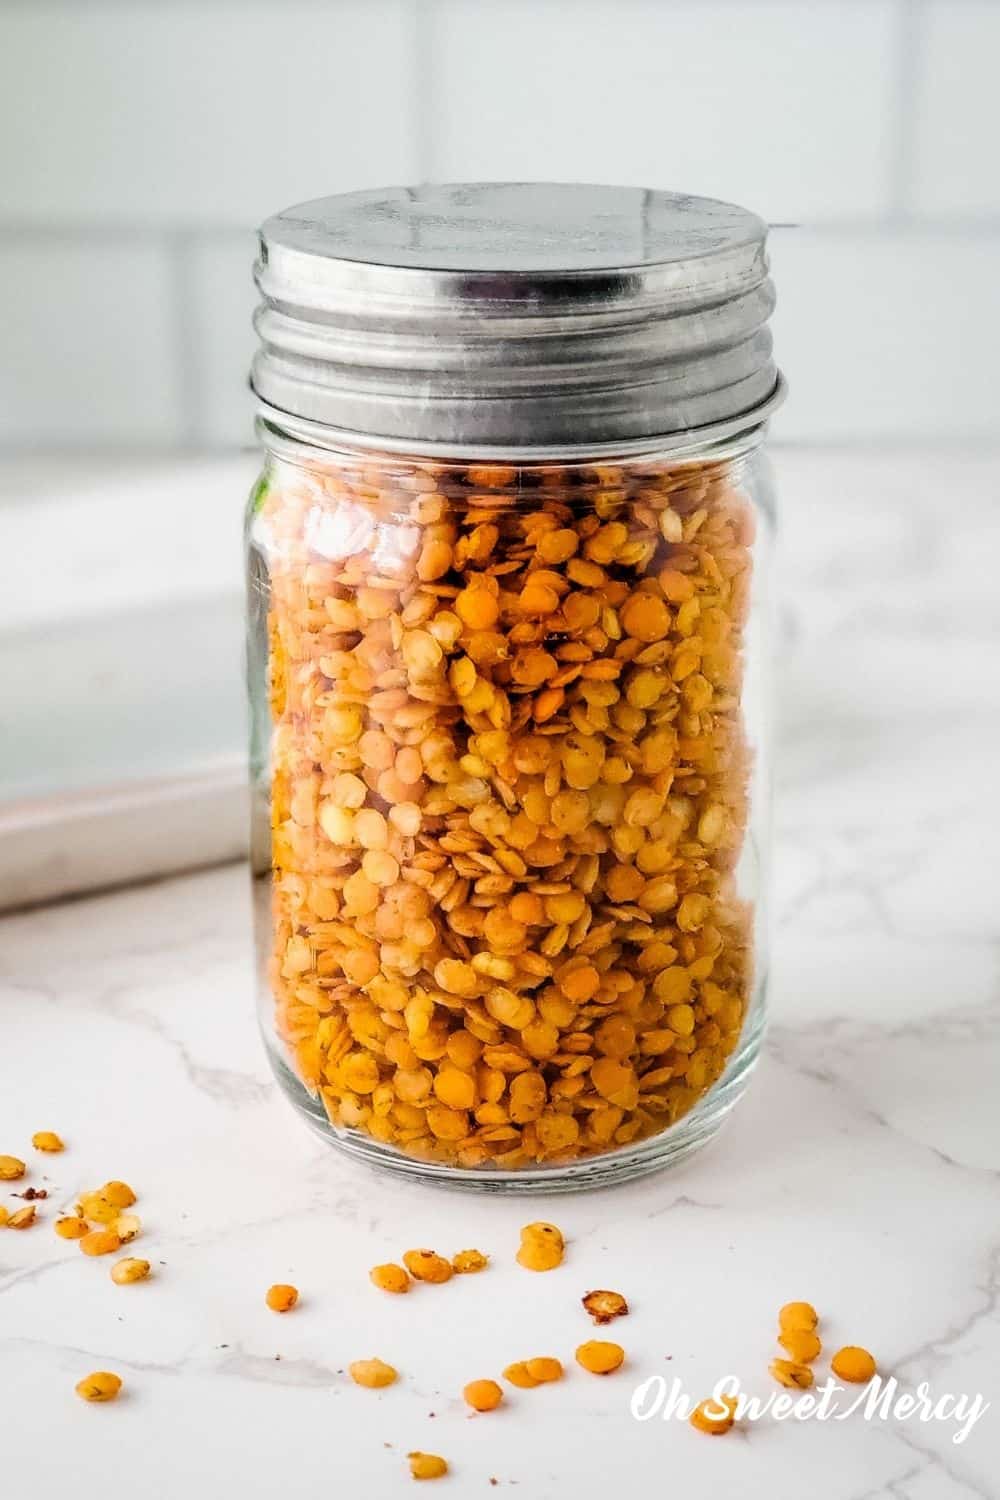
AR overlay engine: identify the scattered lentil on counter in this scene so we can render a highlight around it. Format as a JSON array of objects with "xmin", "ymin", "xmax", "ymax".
[
  {"xmin": 32, "ymin": 1132, "xmax": 64, "ymax": 1153},
  {"xmin": 575, "ymin": 1340, "xmax": 625, "ymax": 1375},
  {"xmin": 111, "ymin": 1257, "xmax": 151, "ymax": 1286},
  {"xmin": 769, "ymin": 1358, "xmax": 814, "ymax": 1390},
  {"xmin": 690, "ymin": 1395, "xmax": 739, "ymax": 1435},
  {"xmin": 350, "ymin": 1358, "xmax": 399, "ymax": 1389},
  {"xmin": 516, "ymin": 1221, "xmax": 564, "ymax": 1271},
  {"xmin": 778, "ymin": 1301, "xmax": 818, "ymax": 1333},
  {"xmin": 581, "ymin": 1289, "xmax": 628, "ymax": 1324},
  {"xmin": 79, "ymin": 1229, "xmax": 120, "ymax": 1257},
  {"xmin": 779, "ymin": 1327, "xmax": 821, "ymax": 1363},
  {"xmin": 371, "ymin": 1262, "xmax": 412, "ymax": 1293},
  {"xmin": 75, "ymin": 1372, "xmax": 122, "ymax": 1403},
  {"xmin": 464, "ymin": 1379, "xmax": 504, "ymax": 1412},
  {"xmin": 265, "ymin": 1283, "xmax": 299, "ymax": 1312},
  {"xmin": 403, "ymin": 1248, "xmax": 453, "ymax": 1283},
  {"xmin": 831, "ymin": 1346, "xmax": 877, "ymax": 1383},
  {"xmin": 451, "ymin": 1248, "xmax": 489, "ymax": 1273},
  {"xmin": 408, "ymin": 1452, "xmax": 449, "ymax": 1481}
]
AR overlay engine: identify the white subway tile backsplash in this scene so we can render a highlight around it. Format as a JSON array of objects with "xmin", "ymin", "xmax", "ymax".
[
  {"xmin": 0, "ymin": 2, "xmax": 417, "ymax": 228},
  {"xmin": 0, "ymin": 239, "xmax": 182, "ymax": 445},
  {"xmin": 911, "ymin": 1, "xmax": 1000, "ymax": 216},
  {"xmin": 1, "ymin": 0, "xmax": 998, "ymax": 453},
  {"xmin": 188, "ymin": 236, "xmax": 259, "ymax": 448},
  {"xmin": 768, "ymin": 230, "xmax": 1000, "ymax": 442},
  {"xmin": 428, "ymin": 0, "xmax": 899, "ymax": 222}
]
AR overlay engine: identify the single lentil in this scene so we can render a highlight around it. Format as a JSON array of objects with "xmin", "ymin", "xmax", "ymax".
[
  {"xmin": 75, "ymin": 1372, "xmax": 122, "ymax": 1403},
  {"xmin": 112, "ymin": 1213, "xmax": 141, "ymax": 1244},
  {"xmin": 778, "ymin": 1328, "xmax": 821, "ymax": 1363},
  {"xmin": 769, "ymin": 1359, "xmax": 814, "ymax": 1390},
  {"xmin": 831, "ymin": 1346, "xmax": 877, "ymax": 1384},
  {"xmin": 102, "ymin": 1182, "xmax": 137, "ymax": 1209},
  {"xmin": 778, "ymin": 1301, "xmax": 818, "ymax": 1333},
  {"xmin": 516, "ymin": 1222, "xmax": 564, "ymax": 1272},
  {"xmin": 503, "ymin": 1361, "xmax": 540, "ymax": 1389},
  {"xmin": 350, "ymin": 1358, "xmax": 398, "ymax": 1389},
  {"xmin": 524, "ymin": 1357, "xmax": 563, "ymax": 1384},
  {"xmin": 77, "ymin": 1192, "xmax": 119, "ymax": 1225},
  {"xmin": 7, "ymin": 1204, "xmax": 36, "ymax": 1229},
  {"xmin": 581, "ymin": 1289, "xmax": 628, "ymax": 1325},
  {"xmin": 408, "ymin": 1452, "xmax": 449, "ymax": 1481},
  {"xmin": 371, "ymin": 1262, "xmax": 412, "ymax": 1294},
  {"xmin": 32, "ymin": 1132, "xmax": 64, "ymax": 1153},
  {"xmin": 111, "ymin": 1257, "xmax": 151, "ymax": 1285},
  {"xmin": 266, "ymin": 1283, "xmax": 299, "ymax": 1312},
  {"xmin": 451, "ymin": 1248, "xmax": 489, "ymax": 1274},
  {"xmin": 575, "ymin": 1340, "xmax": 625, "ymax": 1375},
  {"xmin": 79, "ymin": 1228, "xmax": 121, "ymax": 1257},
  {"xmin": 463, "ymin": 1379, "xmax": 503, "ymax": 1412},
  {"xmin": 54, "ymin": 1216, "xmax": 88, "ymax": 1240},
  {"xmin": 403, "ymin": 1249, "xmax": 453, "ymax": 1284},
  {"xmin": 0, "ymin": 1155, "xmax": 26, "ymax": 1181},
  {"xmin": 690, "ymin": 1395, "xmax": 739, "ymax": 1435}
]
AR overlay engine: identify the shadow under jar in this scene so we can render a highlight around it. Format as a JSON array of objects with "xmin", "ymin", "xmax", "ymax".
[{"xmin": 246, "ymin": 183, "xmax": 783, "ymax": 1191}]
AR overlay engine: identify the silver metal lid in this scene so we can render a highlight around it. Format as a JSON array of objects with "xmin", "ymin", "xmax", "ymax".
[{"xmin": 252, "ymin": 182, "xmax": 782, "ymax": 455}]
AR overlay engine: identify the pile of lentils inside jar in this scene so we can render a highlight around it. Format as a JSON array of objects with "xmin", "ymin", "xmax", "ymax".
[{"xmin": 263, "ymin": 447, "xmax": 755, "ymax": 1169}]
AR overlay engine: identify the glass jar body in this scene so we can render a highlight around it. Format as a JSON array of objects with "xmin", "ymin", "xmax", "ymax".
[{"xmin": 246, "ymin": 432, "xmax": 774, "ymax": 1190}]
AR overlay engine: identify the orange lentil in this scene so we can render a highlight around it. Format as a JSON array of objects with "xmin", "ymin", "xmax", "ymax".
[
  {"xmin": 451, "ymin": 1249, "xmax": 489, "ymax": 1274},
  {"xmin": 265, "ymin": 1283, "xmax": 299, "ymax": 1312},
  {"xmin": 581, "ymin": 1289, "xmax": 629, "ymax": 1325},
  {"xmin": 778, "ymin": 1301, "xmax": 818, "ymax": 1333},
  {"xmin": 575, "ymin": 1340, "xmax": 625, "ymax": 1375},
  {"xmin": 403, "ymin": 1249, "xmax": 453, "ymax": 1284},
  {"xmin": 516, "ymin": 1221, "xmax": 564, "ymax": 1272},
  {"xmin": 408, "ymin": 1452, "xmax": 449, "ymax": 1481},
  {"xmin": 55, "ymin": 1216, "xmax": 89, "ymax": 1240},
  {"xmin": 75, "ymin": 1371, "xmax": 122, "ymax": 1403},
  {"xmin": 779, "ymin": 1328, "xmax": 822, "ymax": 1363},
  {"xmin": 463, "ymin": 1379, "xmax": 503, "ymax": 1412},
  {"xmin": 690, "ymin": 1395, "xmax": 739, "ymax": 1435},
  {"xmin": 769, "ymin": 1359, "xmax": 814, "ymax": 1390},
  {"xmin": 350, "ymin": 1358, "xmax": 398, "ymax": 1389},
  {"xmin": 370, "ymin": 1263, "xmax": 411, "ymax": 1294},
  {"xmin": 831, "ymin": 1346, "xmax": 877, "ymax": 1383},
  {"xmin": 79, "ymin": 1228, "xmax": 121, "ymax": 1256},
  {"xmin": 31, "ymin": 1132, "xmax": 64, "ymax": 1153},
  {"xmin": 111, "ymin": 1257, "xmax": 151, "ymax": 1285}
]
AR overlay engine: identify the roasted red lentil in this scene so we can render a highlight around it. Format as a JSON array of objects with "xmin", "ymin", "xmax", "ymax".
[
  {"xmin": 259, "ymin": 449, "xmax": 755, "ymax": 1170},
  {"xmin": 690, "ymin": 1394, "xmax": 739, "ymax": 1435},
  {"xmin": 831, "ymin": 1346, "xmax": 877, "ymax": 1383},
  {"xmin": 581, "ymin": 1289, "xmax": 628, "ymax": 1324}
]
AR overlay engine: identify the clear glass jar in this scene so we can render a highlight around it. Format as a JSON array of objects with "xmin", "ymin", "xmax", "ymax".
[{"xmin": 245, "ymin": 184, "xmax": 783, "ymax": 1189}]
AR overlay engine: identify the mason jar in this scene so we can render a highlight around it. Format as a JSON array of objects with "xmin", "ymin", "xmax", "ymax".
[{"xmin": 246, "ymin": 183, "xmax": 783, "ymax": 1190}]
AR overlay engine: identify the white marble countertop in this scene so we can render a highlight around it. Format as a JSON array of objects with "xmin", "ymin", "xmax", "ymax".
[{"xmin": 2, "ymin": 449, "xmax": 998, "ymax": 1498}]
